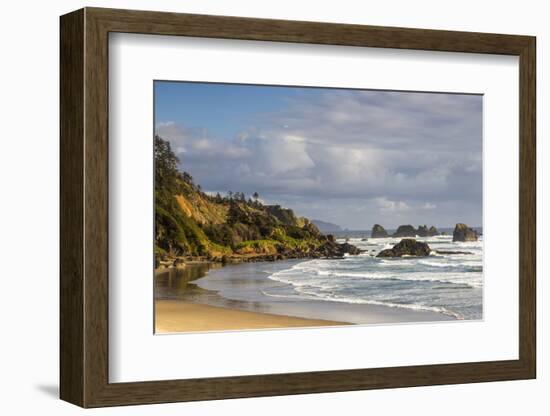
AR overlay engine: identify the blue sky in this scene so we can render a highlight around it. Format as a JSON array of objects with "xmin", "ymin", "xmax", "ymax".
[
  {"xmin": 155, "ymin": 81, "xmax": 482, "ymax": 229},
  {"xmin": 155, "ymin": 82, "xmax": 325, "ymax": 138}
]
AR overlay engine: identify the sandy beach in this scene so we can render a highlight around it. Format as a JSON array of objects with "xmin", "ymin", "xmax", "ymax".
[
  {"xmin": 155, "ymin": 300, "xmax": 348, "ymax": 333},
  {"xmin": 155, "ymin": 260, "xmax": 456, "ymax": 333}
]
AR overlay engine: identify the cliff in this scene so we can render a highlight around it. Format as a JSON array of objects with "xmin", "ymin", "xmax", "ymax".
[{"xmin": 154, "ymin": 136, "xmax": 357, "ymax": 267}]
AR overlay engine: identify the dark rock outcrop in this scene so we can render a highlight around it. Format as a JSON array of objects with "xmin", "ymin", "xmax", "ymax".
[
  {"xmin": 318, "ymin": 236, "xmax": 361, "ymax": 257},
  {"xmin": 340, "ymin": 242, "xmax": 362, "ymax": 255},
  {"xmin": 377, "ymin": 239, "xmax": 431, "ymax": 257},
  {"xmin": 435, "ymin": 250, "xmax": 474, "ymax": 255},
  {"xmin": 371, "ymin": 224, "xmax": 389, "ymax": 238},
  {"xmin": 393, "ymin": 225, "xmax": 417, "ymax": 237},
  {"xmin": 417, "ymin": 225, "xmax": 429, "ymax": 237},
  {"xmin": 416, "ymin": 225, "xmax": 440, "ymax": 237},
  {"xmin": 452, "ymin": 223, "xmax": 478, "ymax": 242}
]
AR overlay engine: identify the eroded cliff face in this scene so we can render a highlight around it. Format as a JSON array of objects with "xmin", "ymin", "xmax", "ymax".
[{"xmin": 154, "ymin": 135, "xmax": 359, "ymax": 267}]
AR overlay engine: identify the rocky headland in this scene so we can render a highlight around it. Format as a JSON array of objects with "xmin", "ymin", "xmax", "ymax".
[{"xmin": 154, "ymin": 135, "xmax": 361, "ymax": 269}]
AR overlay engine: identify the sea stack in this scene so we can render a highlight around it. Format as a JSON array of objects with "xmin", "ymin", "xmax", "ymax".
[
  {"xmin": 418, "ymin": 225, "xmax": 439, "ymax": 237},
  {"xmin": 377, "ymin": 239, "xmax": 431, "ymax": 257},
  {"xmin": 452, "ymin": 223, "xmax": 478, "ymax": 242},
  {"xmin": 417, "ymin": 225, "xmax": 429, "ymax": 237},
  {"xmin": 393, "ymin": 224, "xmax": 417, "ymax": 237},
  {"xmin": 371, "ymin": 224, "xmax": 389, "ymax": 238}
]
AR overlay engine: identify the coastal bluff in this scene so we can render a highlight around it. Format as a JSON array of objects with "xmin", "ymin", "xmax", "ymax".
[{"xmin": 154, "ymin": 135, "xmax": 360, "ymax": 268}]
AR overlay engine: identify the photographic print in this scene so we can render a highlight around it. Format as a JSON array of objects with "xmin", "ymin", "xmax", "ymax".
[{"xmin": 154, "ymin": 81, "xmax": 483, "ymax": 334}]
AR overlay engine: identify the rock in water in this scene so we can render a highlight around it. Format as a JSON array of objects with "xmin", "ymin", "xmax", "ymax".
[
  {"xmin": 318, "ymin": 236, "xmax": 361, "ymax": 257},
  {"xmin": 371, "ymin": 224, "xmax": 388, "ymax": 238},
  {"xmin": 340, "ymin": 242, "xmax": 362, "ymax": 255},
  {"xmin": 452, "ymin": 223, "xmax": 478, "ymax": 242},
  {"xmin": 417, "ymin": 225, "xmax": 429, "ymax": 237},
  {"xmin": 377, "ymin": 239, "xmax": 431, "ymax": 257},
  {"xmin": 393, "ymin": 225, "xmax": 417, "ymax": 237},
  {"xmin": 428, "ymin": 226, "xmax": 439, "ymax": 236}
]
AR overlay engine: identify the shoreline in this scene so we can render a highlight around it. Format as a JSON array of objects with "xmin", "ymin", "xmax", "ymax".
[
  {"xmin": 155, "ymin": 259, "xmax": 456, "ymax": 332},
  {"xmin": 155, "ymin": 300, "xmax": 348, "ymax": 333}
]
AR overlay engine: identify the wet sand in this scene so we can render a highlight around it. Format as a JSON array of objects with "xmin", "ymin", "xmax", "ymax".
[
  {"xmin": 155, "ymin": 300, "xmax": 348, "ymax": 333},
  {"xmin": 155, "ymin": 262, "xmax": 454, "ymax": 333}
]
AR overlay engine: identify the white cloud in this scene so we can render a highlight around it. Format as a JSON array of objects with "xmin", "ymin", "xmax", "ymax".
[
  {"xmin": 155, "ymin": 89, "xmax": 482, "ymax": 228},
  {"xmin": 376, "ymin": 197, "xmax": 411, "ymax": 213}
]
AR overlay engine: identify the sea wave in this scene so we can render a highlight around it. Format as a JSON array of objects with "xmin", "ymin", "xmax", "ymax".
[
  {"xmin": 264, "ymin": 250, "xmax": 483, "ymax": 319},
  {"xmin": 269, "ymin": 267, "xmax": 482, "ymax": 288},
  {"xmin": 261, "ymin": 288, "xmax": 465, "ymax": 320}
]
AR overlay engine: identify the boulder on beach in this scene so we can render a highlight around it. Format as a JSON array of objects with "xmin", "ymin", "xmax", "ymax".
[
  {"xmin": 371, "ymin": 224, "xmax": 389, "ymax": 238},
  {"xmin": 393, "ymin": 224, "xmax": 417, "ymax": 237},
  {"xmin": 377, "ymin": 239, "xmax": 431, "ymax": 257},
  {"xmin": 452, "ymin": 223, "xmax": 478, "ymax": 242}
]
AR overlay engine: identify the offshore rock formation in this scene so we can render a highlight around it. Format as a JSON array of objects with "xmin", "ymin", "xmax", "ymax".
[
  {"xmin": 417, "ymin": 225, "xmax": 439, "ymax": 237},
  {"xmin": 377, "ymin": 239, "xmax": 432, "ymax": 258},
  {"xmin": 452, "ymin": 223, "xmax": 478, "ymax": 242},
  {"xmin": 392, "ymin": 225, "xmax": 417, "ymax": 237},
  {"xmin": 371, "ymin": 224, "xmax": 389, "ymax": 238},
  {"xmin": 428, "ymin": 226, "xmax": 439, "ymax": 236},
  {"xmin": 417, "ymin": 225, "xmax": 429, "ymax": 237}
]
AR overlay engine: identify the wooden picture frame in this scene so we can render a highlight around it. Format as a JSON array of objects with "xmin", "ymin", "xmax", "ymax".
[{"xmin": 60, "ymin": 7, "xmax": 536, "ymax": 408}]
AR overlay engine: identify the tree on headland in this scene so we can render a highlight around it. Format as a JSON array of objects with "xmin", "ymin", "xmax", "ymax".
[
  {"xmin": 153, "ymin": 134, "xmax": 359, "ymax": 267},
  {"xmin": 252, "ymin": 192, "xmax": 261, "ymax": 207},
  {"xmin": 154, "ymin": 135, "xmax": 179, "ymax": 191},
  {"xmin": 182, "ymin": 172, "xmax": 193, "ymax": 185}
]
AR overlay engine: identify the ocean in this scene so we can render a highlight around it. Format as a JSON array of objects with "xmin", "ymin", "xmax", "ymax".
[
  {"xmin": 263, "ymin": 233, "xmax": 483, "ymax": 320},
  {"xmin": 158, "ymin": 230, "xmax": 483, "ymax": 323}
]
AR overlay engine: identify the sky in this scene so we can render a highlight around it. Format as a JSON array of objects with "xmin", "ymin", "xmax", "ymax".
[{"xmin": 154, "ymin": 81, "xmax": 482, "ymax": 230}]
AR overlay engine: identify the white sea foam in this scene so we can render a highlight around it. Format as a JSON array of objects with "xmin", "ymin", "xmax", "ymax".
[
  {"xmin": 261, "ymin": 288, "xmax": 465, "ymax": 320},
  {"xmin": 264, "ymin": 241, "xmax": 483, "ymax": 319}
]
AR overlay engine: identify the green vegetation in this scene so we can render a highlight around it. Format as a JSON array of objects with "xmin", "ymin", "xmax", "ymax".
[{"xmin": 154, "ymin": 135, "xmax": 328, "ymax": 267}]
